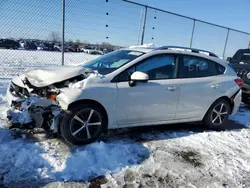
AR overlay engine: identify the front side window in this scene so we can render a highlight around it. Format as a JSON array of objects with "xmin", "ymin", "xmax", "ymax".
[
  {"xmin": 179, "ymin": 56, "xmax": 221, "ymax": 78},
  {"xmin": 83, "ymin": 50, "xmax": 144, "ymax": 75},
  {"xmin": 136, "ymin": 55, "xmax": 176, "ymax": 80},
  {"xmin": 116, "ymin": 54, "xmax": 176, "ymax": 82}
]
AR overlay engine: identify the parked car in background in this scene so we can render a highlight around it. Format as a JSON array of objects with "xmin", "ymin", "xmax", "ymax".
[
  {"xmin": 81, "ymin": 47, "xmax": 104, "ymax": 55},
  {"xmin": 68, "ymin": 45, "xmax": 81, "ymax": 52},
  {"xmin": 53, "ymin": 44, "xmax": 62, "ymax": 52},
  {"xmin": 37, "ymin": 43, "xmax": 58, "ymax": 51},
  {"xmin": 88, "ymin": 50, "xmax": 103, "ymax": 55},
  {"xmin": 24, "ymin": 41, "xmax": 37, "ymax": 50},
  {"xmin": 0, "ymin": 39, "xmax": 20, "ymax": 49},
  {"xmin": 6, "ymin": 46, "xmax": 242, "ymax": 145},
  {"xmin": 227, "ymin": 48, "xmax": 250, "ymax": 103},
  {"xmin": 103, "ymin": 48, "xmax": 114, "ymax": 54}
]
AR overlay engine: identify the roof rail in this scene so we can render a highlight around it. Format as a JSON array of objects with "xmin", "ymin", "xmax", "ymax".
[{"xmin": 154, "ymin": 46, "xmax": 219, "ymax": 58}]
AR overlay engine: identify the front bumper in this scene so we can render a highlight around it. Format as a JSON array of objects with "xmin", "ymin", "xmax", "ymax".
[{"xmin": 6, "ymin": 83, "xmax": 63, "ymax": 132}]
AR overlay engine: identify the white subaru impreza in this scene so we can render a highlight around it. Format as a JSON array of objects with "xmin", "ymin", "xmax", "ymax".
[{"xmin": 6, "ymin": 46, "xmax": 242, "ymax": 145}]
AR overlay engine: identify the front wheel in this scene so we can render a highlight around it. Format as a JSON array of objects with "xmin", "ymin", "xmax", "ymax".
[
  {"xmin": 61, "ymin": 104, "xmax": 107, "ymax": 145},
  {"xmin": 203, "ymin": 98, "xmax": 231, "ymax": 130}
]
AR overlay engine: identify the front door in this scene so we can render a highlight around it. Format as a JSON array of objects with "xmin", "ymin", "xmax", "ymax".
[{"xmin": 115, "ymin": 54, "xmax": 180, "ymax": 126}]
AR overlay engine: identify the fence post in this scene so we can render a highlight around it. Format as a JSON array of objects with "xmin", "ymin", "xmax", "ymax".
[
  {"xmin": 137, "ymin": 8, "xmax": 144, "ymax": 45},
  {"xmin": 141, "ymin": 6, "xmax": 148, "ymax": 45},
  {"xmin": 223, "ymin": 28, "xmax": 230, "ymax": 59},
  {"xmin": 61, "ymin": 0, "xmax": 65, "ymax": 66},
  {"xmin": 190, "ymin": 19, "xmax": 196, "ymax": 48}
]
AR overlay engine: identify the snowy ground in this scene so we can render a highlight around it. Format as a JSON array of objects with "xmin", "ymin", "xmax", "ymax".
[{"xmin": 0, "ymin": 49, "xmax": 250, "ymax": 188}]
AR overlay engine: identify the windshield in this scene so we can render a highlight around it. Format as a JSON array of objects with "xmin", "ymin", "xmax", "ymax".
[{"xmin": 82, "ymin": 50, "xmax": 144, "ymax": 75}]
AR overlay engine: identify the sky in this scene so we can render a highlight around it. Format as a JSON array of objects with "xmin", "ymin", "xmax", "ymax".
[
  {"xmin": 0, "ymin": 0, "xmax": 249, "ymax": 57},
  {"xmin": 131, "ymin": 0, "xmax": 250, "ymax": 32}
]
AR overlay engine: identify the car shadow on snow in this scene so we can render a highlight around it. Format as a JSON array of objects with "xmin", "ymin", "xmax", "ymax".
[
  {"xmin": 101, "ymin": 118, "xmax": 247, "ymax": 143},
  {"xmin": 0, "ymin": 113, "xmax": 247, "ymax": 187}
]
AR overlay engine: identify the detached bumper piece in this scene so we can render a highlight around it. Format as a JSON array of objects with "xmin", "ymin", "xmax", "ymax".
[
  {"xmin": 6, "ymin": 97, "xmax": 62, "ymax": 133},
  {"xmin": 7, "ymin": 119, "xmax": 34, "ymax": 130}
]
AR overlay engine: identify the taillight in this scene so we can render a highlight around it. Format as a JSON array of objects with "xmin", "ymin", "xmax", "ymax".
[{"xmin": 234, "ymin": 78, "xmax": 243, "ymax": 87}]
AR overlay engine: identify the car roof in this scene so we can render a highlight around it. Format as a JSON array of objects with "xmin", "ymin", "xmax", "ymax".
[
  {"xmin": 126, "ymin": 47, "xmax": 228, "ymax": 66},
  {"xmin": 154, "ymin": 46, "xmax": 218, "ymax": 58},
  {"xmin": 235, "ymin": 49, "xmax": 250, "ymax": 53},
  {"xmin": 124, "ymin": 47, "xmax": 155, "ymax": 53},
  {"xmin": 177, "ymin": 50, "xmax": 227, "ymax": 65},
  {"xmin": 125, "ymin": 45, "xmax": 219, "ymax": 58}
]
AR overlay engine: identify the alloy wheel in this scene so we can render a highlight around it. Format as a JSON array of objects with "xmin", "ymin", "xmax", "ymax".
[
  {"xmin": 70, "ymin": 108, "xmax": 102, "ymax": 140},
  {"xmin": 210, "ymin": 102, "xmax": 229, "ymax": 126}
]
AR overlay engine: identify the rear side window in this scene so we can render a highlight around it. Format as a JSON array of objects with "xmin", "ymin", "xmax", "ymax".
[
  {"xmin": 217, "ymin": 64, "xmax": 226, "ymax": 74},
  {"xmin": 179, "ymin": 55, "xmax": 224, "ymax": 78},
  {"xmin": 242, "ymin": 53, "xmax": 250, "ymax": 61}
]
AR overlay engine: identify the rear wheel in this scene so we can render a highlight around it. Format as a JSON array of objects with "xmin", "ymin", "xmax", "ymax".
[
  {"xmin": 61, "ymin": 104, "xmax": 107, "ymax": 145},
  {"xmin": 203, "ymin": 99, "xmax": 231, "ymax": 130}
]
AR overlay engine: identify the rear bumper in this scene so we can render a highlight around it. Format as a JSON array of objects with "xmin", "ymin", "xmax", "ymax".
[{"xmin": 231, "ymin": 89, "xmax": 242, "ymax": 115}]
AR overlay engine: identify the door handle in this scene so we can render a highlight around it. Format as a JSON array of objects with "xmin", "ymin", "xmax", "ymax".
[
  {"xmin": 167, "ymin": 86, "xmax": 177, "ymax": 91},
  {"xmin": 211, "ymin": 84, "xmax": 219, "ymax": 89}
]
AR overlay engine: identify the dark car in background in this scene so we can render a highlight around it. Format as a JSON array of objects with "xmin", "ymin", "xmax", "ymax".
[
  {"xmin": 37, "ymin": 43, "xmax": 54, "ymax": 51},
  {"xmin": 37, "ymin": 43, "xmax": 60, "ymax": 51},
  {"xmin": 0, "ymin": 39, "xmax": 20, "ymax": 49},
  {"xmin": 227, "ymin": 48, "xmax": 250, "ymax": 103},
  {"xmin": 68, "ymin": 44, "xmax": 81, "ymax": 52},
  {"xmin": 24, "ymin": 41, "xmax": 37, "ymax": 50}
]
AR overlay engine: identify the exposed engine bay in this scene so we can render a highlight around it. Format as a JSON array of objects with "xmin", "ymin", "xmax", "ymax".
[{"xmin": 6, "ymin": 67, "xmax": 95, "ymax": 134}]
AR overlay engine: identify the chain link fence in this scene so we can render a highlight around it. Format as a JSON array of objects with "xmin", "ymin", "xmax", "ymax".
[{"xmin": 0, "ymin": 0, "xmax": 250, "ymax": 91}]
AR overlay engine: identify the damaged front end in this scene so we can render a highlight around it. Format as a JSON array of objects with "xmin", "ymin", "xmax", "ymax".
[
  {"xmin": 7, "ymin": 82, "xmax": 63, "ymax": 134},
  {"xmin": 6, "ymin": 67, "xmax": 93, "ymax": 134}
]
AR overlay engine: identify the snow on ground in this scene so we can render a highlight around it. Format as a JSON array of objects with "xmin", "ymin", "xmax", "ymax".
[
  {"xmin": 1, "ymin": 49, "xmax": 250, "ymax": 187},
  {"xmin": 229, "ymin": 104, "xmax": 250, "ymax": 127}
]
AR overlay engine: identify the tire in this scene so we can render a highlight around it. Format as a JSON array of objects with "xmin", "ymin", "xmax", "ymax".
[
  {"xmin": 242, "ymin": 93, "xmax": 250, "ymax": 104},
  {"xmin": 203, "ymin": 98, "xmax": 231, "ymax": 130},
  {"xmin": 60, "ymin": 104, "xmax": 107, "ymax": 145}
]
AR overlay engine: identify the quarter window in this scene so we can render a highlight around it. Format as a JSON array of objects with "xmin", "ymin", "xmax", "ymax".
[{"xmin": 179, "ymin": 56, "xmax": 223, "ymax": 78}]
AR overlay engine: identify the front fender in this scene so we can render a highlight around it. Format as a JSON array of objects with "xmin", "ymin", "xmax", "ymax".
[{"xmin": 56, "ymin": 85, "xmax": 117, "ymax": 128}]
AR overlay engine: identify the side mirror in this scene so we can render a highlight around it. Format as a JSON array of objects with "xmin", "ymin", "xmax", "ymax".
[
  {"xmin": 226, "ymin": 57, "xmax": 232, "ymax": 62},
  {"xmin": 129, "ymin": 71, "xmax": 148, "ymax": 87}
]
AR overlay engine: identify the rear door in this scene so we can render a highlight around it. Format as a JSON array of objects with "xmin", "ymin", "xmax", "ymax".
[{"xmin": 175, "ymin": 55, "xmax": 225, "ymax": 120}]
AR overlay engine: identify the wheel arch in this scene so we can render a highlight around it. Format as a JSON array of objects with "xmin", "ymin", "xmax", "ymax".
[
  {"xmin": 68, "ymin": 99, "xmax": 109, "ymax": 130},
  {"xmin": 204, "ymin": 96, "xmax": 234, "ymax": 120}
]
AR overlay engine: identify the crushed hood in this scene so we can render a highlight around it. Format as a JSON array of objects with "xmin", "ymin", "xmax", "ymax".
[{"xmin": 25, "ymin": 66, "xmax": 87, "ymax": 87}]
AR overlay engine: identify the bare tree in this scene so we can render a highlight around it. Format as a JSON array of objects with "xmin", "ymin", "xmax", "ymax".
[
  {"xmin": 82, "ymin": 40, "xmax": 90, "ymax": 46},
  {"xmin": 48, "ymin": 32, "xmax": 61, "ymax": 43},
  {"xmin": 75, "ymin": 39, "xmax": 81, "ymax": 45},
  {"xmin": 65, "ymin": 39, "xmax": 74, "ymax": 46},
  {"xmin": 100, "ymin": 42, "xmax": 113, "ymax": 50}
]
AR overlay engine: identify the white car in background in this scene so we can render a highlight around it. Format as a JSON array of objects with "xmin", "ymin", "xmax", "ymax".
[{"xmin": 6, "ymin": 46, "xmax": 242, "ymax": 145}]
